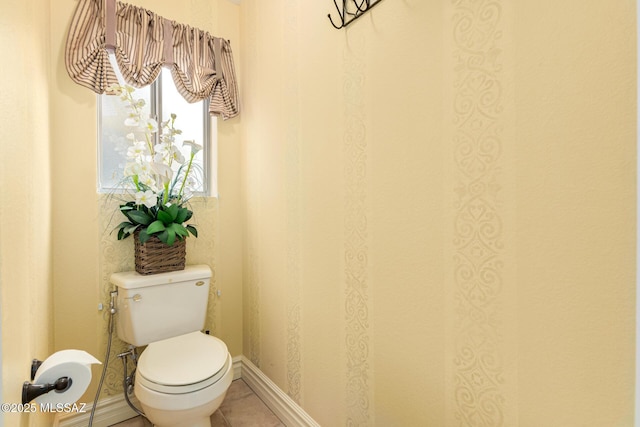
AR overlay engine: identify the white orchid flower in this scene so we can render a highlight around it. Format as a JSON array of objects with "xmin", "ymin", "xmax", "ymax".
[
  {"xmin": 160, "ymin": 134, "xmax": 175, "ymax": 145},
  {"xmin": 144, "ymin": 118, "xmax": 158, "ymax": 133},
  {"xmin": 154, "ymin": 141, "xmax": 170, "ymax": 155},
  {"xmin": 135, "ymin": 190, "xmax": 158, "ymax": 209},
  {"xmin": 138, "ymin": 173, "xmax": 158, "ymax": 192},
  {"xmin": 153, "ymin": 143, "xmax": 174, "ymax": 165},
  {"xmin": 172, "ymin": 147, "xmax": 185, "ymax": 164},
  {"xmin": 138, "ymin": 161, "xmax": 152, "ymax": 174},
  {"xmin": 126, "ymin": 140, "xmax": 148, "ymax": 160}
]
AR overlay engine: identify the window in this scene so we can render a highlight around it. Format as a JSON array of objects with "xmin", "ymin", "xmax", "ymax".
[{"xmin": 98, "ymin": 62, "xmax": 216, "ymax": 196}]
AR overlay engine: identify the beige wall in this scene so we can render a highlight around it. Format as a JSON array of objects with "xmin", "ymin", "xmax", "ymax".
[
  {"xmin": 0, "ymin": 0, "xmax": 54, "ymax": 425},
  {"xmin": 240, "ymin": 0, "xmax": 636, "ymax": 426},
  {"xmin": 515, "ymin": 2, "xmax": 636, "ymax": 424}
]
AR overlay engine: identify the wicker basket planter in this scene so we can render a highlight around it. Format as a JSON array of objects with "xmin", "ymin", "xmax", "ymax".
[{"xmin": 134, "ymin": 230, "xmax": 186, "ymax": 275}]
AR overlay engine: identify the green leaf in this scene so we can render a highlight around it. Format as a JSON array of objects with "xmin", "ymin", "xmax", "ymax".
[
  {"xmin": 184, "ymin": 210, "xmax": 193, "ymax": 222},
  {"xmin": 139, "ymin": 229, "xmax": 151, "ymax": 244},
  {"xmin": 146, "ymin": 220, "xmax": 166, "ymax": 235},
  {"xmin": 175, "ymin": 208, "xmax": 189, "ymax": 224},
  {"xmin": 113, "ymin": 221, "xmax": 132, "ymax": 232},
  {"xmin": 157, "ymin": 209, "xmax": 173, "ymax": 226},
  {"xmin": 126, "ymin": 210, "xmax": 153, "ymax": 226},
  {"xmin": 166, "ymin": 228, "xmax": 176, "ymax": 246},
  {"xmin": 157, "ymin": 230, "xmax": 169, "ymax": 244},
  {"xmin": 186, "ymin": 225, "xmax": 198, "ymax": 238},
  {"xmin": 166, "ymin": 203, "xmax": 179, "ymax": 221},
  {"xmin": 124, "ymin": 224, "xmax": 140, "ymax": 235},
  {"xmin": 169, "ymin": 223, "xmax": 189, "ymax": 238},
  {"xmin": 114, "ymin": 221, "xmax": 135, "ymax": 240}
]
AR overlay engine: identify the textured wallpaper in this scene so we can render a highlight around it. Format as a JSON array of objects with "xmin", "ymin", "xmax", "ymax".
[{"xmin": 447, "ymin": 0, "xmax": 512, "ymax": 424}]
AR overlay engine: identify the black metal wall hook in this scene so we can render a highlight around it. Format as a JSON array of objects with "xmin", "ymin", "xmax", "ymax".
[{"xmin": 328, "ymin": 0, "xmax": 385, "ymax": 29}]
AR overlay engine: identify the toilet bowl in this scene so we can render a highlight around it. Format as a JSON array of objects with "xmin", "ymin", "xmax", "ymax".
[
  {"xmin": 133, "ymin": 331, "xmax": 233, "ymax": 427},
  {"xmin": 110, "ymin": 266, "xmax": 231, "ymax": 427}
]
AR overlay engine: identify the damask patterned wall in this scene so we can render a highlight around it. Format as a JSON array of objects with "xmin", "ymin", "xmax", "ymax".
[
  {"xmin": 446, "ymin": 1, "xmax": 515, "ymax": 425},
  {"xmin": 240, "ymin": 0, "xmax": 635, "ymax": 426},
  {"xmin": 342, "ymin": 28, "xmax": 373, "ymax": 426}
]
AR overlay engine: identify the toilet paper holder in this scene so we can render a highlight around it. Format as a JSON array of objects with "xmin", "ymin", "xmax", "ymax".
[{"xmin": 22, "ymin": 359, "xmax": 73, "ymax": 404}]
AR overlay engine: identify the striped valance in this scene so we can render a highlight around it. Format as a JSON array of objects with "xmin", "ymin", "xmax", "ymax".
[{"xmin": 65, "ymin": 0, "xmax": 239, "ymax": 120}]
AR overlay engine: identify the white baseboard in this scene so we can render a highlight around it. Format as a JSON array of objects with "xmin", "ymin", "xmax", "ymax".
[
  {"xmin": 54, "ymin": 393, "xmax": 141, "ymax": 427},
  {"xmin": 55, "ymin": 356, "xmax": 318, "ymax": 427},
  {"xmin": 237, "ymin": 356, "xmax": 320, "ymax": 427}
]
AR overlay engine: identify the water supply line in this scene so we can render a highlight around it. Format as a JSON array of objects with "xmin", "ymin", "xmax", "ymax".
[
  {"xmin": 88, "ymin": 290, "xmax": 117, "ymax": 427},
  {"xmin": 118, "ymin": 348, "xmax": 145, "ymax": 418},
  {"xmin": 88, "ymin": 290, "xmax": 147, "ymax": 426}
]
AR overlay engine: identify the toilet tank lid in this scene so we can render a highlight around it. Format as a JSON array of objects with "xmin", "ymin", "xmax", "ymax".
[{"xmin": 110, "ymin": 265, "xmax": 212, "ymax": 289}]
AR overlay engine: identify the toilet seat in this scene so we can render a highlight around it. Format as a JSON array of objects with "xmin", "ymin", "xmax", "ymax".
[{"xmin": 137, "ymin": 331, "xmax": 230, "ymax": 394}]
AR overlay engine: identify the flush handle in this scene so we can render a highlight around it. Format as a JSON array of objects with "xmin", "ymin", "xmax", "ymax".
[
  {"xmin": 196, "ymin": 281, "xmax": 205, "ymax": 287},
  {"xmin": 125, "ymin": 294, "xmax": 142, "ymax": 302}
]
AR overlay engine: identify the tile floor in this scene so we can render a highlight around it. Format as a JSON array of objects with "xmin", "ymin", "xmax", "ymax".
[{"xmin": 110, "ymin": 379, "xmax": 284, "ymax": 427}]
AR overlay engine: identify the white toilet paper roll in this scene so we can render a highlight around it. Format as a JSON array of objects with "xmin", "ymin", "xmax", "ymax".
[{"xmin": 33, "ymin": 350, "xmax": 101, "ymax": 405}]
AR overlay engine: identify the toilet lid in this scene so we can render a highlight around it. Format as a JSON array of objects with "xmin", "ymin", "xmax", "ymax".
[{"xmin": 138, "ymin": 331, "xmax": 228, "ymax": 387}]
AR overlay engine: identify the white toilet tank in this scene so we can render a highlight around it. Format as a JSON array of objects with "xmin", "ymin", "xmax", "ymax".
[{"xmin": 110, "ymin": 265, "xmax": 212, "ymax": 346}]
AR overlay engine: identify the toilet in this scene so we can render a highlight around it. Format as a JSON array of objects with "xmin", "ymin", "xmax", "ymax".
[{"xmin": 110, "ymin": 265, "xmax": 232, "ymax": 427}]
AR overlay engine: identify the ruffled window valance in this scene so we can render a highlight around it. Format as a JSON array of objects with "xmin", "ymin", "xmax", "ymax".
[{"xmin": 65, "ymin": 0, "xmax": 239, "ymax": 120}]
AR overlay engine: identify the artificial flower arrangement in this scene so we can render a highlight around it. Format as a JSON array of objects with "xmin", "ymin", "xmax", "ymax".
[{"xmin": 109, "ymin": 84, "xmax": 201, "ymax": 246}]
